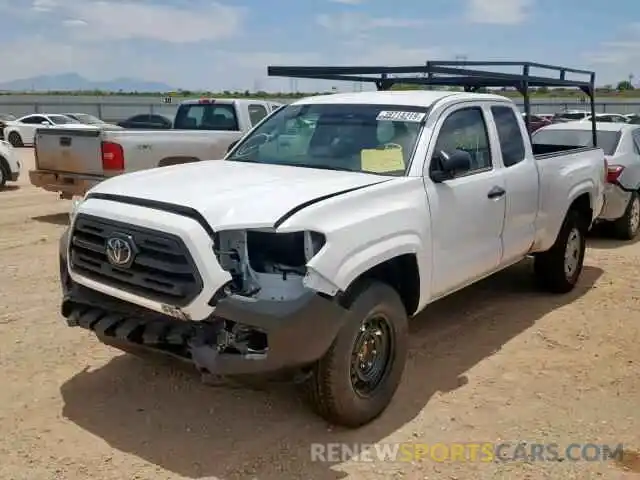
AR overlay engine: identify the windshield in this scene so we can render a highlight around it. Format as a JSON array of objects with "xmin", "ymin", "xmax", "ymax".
[
  {"xmin": 532, "ymin": 129, "xmax": 621, "ymax": 155},
  {"xmin": 49, "ymin": 115, "xmax": 79, "ymax": 125},
  {"xmin": 226, "ymin": 103, "xmax": 426, "ymax": 175}
]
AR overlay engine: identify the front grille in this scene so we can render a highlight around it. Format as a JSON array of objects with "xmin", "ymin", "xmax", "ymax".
[{"xmin": 69, "ymin": 213, "xmax": 203, "ymax": 306}]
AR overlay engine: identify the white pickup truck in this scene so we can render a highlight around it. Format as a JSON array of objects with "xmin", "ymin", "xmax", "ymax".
[
  {"xmin": 29, "ymin": 98, "xmax": 283, "ymax": 199},
  {"xmin": 58, "ymin": 90, "xmax": 605, "ymax": 427}
]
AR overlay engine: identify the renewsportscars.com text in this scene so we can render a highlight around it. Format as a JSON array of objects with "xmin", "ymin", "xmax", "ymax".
[{"xmin": 310, "ymin": 442, "xmax": 625, "ymax": 463}]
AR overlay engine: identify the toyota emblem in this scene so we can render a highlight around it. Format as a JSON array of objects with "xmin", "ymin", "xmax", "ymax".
[{"xmin": 105, "ymin": 236, "xmax": 136, "ymax": 267}]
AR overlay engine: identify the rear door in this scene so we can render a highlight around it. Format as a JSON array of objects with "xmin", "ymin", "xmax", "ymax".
[
  {"xmin": 489, "ymin": 105, "xmax": 539, "ymax": 264},
  {"xmin": 424, "ymin": 103, "xmax": 507, "ymax": 296}
]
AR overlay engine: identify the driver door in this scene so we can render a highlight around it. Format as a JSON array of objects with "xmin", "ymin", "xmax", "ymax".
[{"xmin": 424, "ymin": 103, "xmax": 506, "ymax": 297}]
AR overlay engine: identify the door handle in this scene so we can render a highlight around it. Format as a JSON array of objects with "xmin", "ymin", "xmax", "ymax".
[{"xmin": 487, "ymin": 186, "xmax": 506, "ymax": 199}]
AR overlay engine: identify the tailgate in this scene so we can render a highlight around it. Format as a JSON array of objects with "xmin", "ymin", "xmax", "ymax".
[{"xmin": 34, "ymin": 128, "xmax": 103, "ymax": 175}]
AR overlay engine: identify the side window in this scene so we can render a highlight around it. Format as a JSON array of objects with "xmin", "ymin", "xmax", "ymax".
[
  {"xmin": 248, "ymin": 104, "xmax": 268, "ymax": 126},
  {"xmin": 632, "ymin": 131, "xmax": 640, "ymax": 154},
  {"xmin": 432, "ymin": 107, "xmax": 492, "ymax": 173},
  {"xmin": 491, "ymin": 106, "xmax": 526, "ymax": 167},
  {"xmin": 21, "ymin": 116, "xmax": 41, "ymax": 124}
]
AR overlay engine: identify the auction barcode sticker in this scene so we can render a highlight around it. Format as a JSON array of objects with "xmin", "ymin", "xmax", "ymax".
[{"xmin": 376, "ymin": 111, "xmax": 426, "ymax": 122}]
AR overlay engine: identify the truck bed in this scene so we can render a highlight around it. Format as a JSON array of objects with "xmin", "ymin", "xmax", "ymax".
[
  {"xmin": 532, "ymin": 144, "xmax": 605, "ymax": 250},
  {"xmin": 532, "ymin": 143, "xmax": 593, "ymax": 158}
]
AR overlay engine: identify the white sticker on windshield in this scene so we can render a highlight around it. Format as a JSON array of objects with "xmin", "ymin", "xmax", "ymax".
[{"xmin": 376, "ymin": 111, "xmax": 426, "ymax": 122}]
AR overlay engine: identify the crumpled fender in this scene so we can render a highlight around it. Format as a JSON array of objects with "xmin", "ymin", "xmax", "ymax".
[{"xmin": 275, "ymin": 177, "xmax": 432, "ymax": 300}]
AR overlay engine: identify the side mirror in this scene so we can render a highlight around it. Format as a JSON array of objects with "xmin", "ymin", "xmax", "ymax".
[
  {"xmin": 430, "ymin": 149, "xmax": 472, "ymax": 182},
  {"xmin": 41, "ymin": 121, "xmax": 50, "ymax": 126}
]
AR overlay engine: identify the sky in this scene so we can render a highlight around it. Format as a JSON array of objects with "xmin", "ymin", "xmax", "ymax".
[{"xmin": 0, "ymin": 0, "xmax": 638, "ymax": 92}]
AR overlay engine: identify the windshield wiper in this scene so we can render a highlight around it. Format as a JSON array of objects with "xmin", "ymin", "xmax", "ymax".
[
  {"xmin": 303, "ymin": 165, "xmax": 358, "ymax": 172},
  {"xmin": 295, "ymin": 164, "xmax": 356, "ymax": 172}
]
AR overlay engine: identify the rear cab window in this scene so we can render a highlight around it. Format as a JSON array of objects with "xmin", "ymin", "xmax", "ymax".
[{"xmin": 174, "ymin": 102, "xmax": 239, "ymax": 131}]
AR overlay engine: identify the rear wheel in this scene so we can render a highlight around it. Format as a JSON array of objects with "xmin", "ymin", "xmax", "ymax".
[
  {"xmin": 0, "ymin": 162, "xmax": 7, "ymax": 189},
  {"xmin": 612, "ymin": 192, "xmax": 640, "ymax": 240},
  {"xmin": 534, "ymin": 210, "xmax": 586, "ymax": 293},
  {"xmin": 8, "ymin": 131, "xmax": 22, "ymax": 147},
  {"xmin": 302, "ymin": 281, "xmax": 408, "ymax": 427}
]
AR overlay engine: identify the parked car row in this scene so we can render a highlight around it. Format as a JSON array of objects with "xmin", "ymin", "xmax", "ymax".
[
  {"xmin": 521, "ymin": 110, "xmax": 640, "ymax": 134},
  {"xmin": 1, "ymin": 113, "xmax": 122, "ymax": 147}
]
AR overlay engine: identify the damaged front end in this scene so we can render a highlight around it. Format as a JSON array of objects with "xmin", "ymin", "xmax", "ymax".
[
  {"xmin": 60, "ymin": 227, "xmax": 349, "ymax": 377},
  {"xmin": 212, "ymin": 229, "xmax": 328, "ymax": 301}
]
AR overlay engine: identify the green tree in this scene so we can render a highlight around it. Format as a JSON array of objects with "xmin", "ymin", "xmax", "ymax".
[{"xmin": 617, "ymin": 80, "xmax": 634, "ymax": 91}]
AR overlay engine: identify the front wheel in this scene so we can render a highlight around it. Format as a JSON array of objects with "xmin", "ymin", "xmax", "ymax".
[
  {"xmin": 302, "ymin": 281, "xmax": 408, "ymax": 427},
  {"xmin": 534, "ymin": 210, "xmax": 586, "ymax": 293},
  {"xmin": 612, "ymin": 191, "xmax": 640, "ymax": 240}
]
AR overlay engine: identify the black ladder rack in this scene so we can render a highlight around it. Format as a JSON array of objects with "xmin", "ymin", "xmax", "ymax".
[{"xmin": 267, "ymin": 61, "xmax": 597, "ymax": 146}]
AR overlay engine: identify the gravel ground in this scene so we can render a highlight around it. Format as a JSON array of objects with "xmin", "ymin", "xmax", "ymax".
[{"xmin": 1, "ymin": 150, "xmax": 639, "ymax": 480}]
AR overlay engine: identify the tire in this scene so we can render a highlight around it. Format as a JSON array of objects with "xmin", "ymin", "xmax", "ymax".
[
  {"xmin": 533, "ymin": 210, "xmax": 586, "ymax": 294},
  {"xmin": 0, "ymin": 162, "xmax": 6, "ymax": 189},
  {"xmin": 611, "ymin": 191, "xmax": 640, "ymax": 240},
  {"xmin": 8, "ymin": 131, "xmax": 22, "ymax": 147},
  {"xmin": 302, "ymin": 281, "xmax": 408, "ymax": 427}
]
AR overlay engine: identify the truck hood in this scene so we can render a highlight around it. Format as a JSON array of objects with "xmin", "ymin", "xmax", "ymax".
[{"xmin": 87, "ymin": 160, "xmax": 392, "ymax": 230}]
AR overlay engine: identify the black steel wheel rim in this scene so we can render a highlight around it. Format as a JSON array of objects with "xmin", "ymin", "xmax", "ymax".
[{"xmin": 350, "ymin": 314, "xmax": 394, "ymax": 397}]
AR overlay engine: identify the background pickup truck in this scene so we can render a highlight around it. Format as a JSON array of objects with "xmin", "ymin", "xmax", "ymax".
[
  {"xmin": 29, "ymin": 98, "xmax": 282, "ymax": 199},
  {"xmin": 59, "ymin": 87, "xmax": 606, "ymax": 427}
]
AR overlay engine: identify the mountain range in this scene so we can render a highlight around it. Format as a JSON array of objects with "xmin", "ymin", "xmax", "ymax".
[{"xmin": 0, "ymin": 73, "xmax": 175, "ymax": 92}]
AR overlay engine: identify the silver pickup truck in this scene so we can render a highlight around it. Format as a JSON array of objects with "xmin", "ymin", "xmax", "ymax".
[{"xmin": 29, "ymin": 98, "xmax": 282, "ymax": 199}]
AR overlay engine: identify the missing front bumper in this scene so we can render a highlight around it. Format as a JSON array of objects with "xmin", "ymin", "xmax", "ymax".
[{"xmin": 60, "ymin": 264, "xmax": 349, "ymax": 377}]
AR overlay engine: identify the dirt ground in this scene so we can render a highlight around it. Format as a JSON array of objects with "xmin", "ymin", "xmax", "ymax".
[{"xmin": 1, "ymin": 150, "xmax": 639, "ymax": 480}]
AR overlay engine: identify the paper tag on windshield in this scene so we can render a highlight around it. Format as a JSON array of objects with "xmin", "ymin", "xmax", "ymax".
[
  {"xmin": 376, "ymin": 111, "xmax": 426, "ymax": 122},
  {"xmin": 361, "ymin": 145, "xmax": 405, "ymax": 173}
]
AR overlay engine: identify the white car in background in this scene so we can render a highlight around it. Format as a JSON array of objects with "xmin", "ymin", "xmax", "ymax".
[
  {"xmin": 3, "ymin": 113, "xmax": 80, "ymax": 147},
  {"xmin": 580, "ymin": 113, "xmax": 628, "ymax": 124},
  {"xmin": 62, "ymin": 113, "xmax": 122, "ymax": 129},
  {"xmin": 0, "ymin": 139, "xmax": 21, "ymax": 189},
  {"xmin": 533, "ymin": 121, "xmax": 640, "ymax": 239}
]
